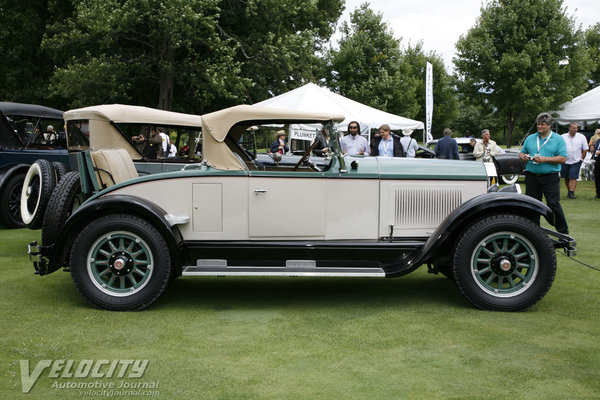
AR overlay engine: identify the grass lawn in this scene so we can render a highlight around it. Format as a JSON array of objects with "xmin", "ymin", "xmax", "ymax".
[{"xmin": 1, "ymin": 181, "xmax": 599, "ymax": 399}]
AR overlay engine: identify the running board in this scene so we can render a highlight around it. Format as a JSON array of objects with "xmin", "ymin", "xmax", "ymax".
[{"xmin": 182, "ymin": 259, "xmax": 385, "ymax": 277}]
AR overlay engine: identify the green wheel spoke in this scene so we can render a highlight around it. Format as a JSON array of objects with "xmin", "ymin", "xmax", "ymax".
[
  {"xmin": 516, "ymin": 262, "xmax": 531, "ymax": 269},
  {"xmin": 118, "ymin": 238, "xmax": 126, "ymax": 251},
  {"xmin": 482, "ymin": 247, "xmax": 495, "ymax": 257},
  {"xmin": 131, "ymin": 249, "xmax": 145, "ymax": 258},
  {"xmin": 94, "ymin": 259, "xmax": 109, "ymax": 266},
  {"xmin": 107, "ymin": 240, "xmax": 119, "ymax": 253},
  {"xmin": 514, "ymin": 251, "xmax": 529, "ymax": 260},
  {"xmin": 508, "ymin": 242, "xmax": 520, "ymax": 255},
  {"xmin": 476, "ymin": 258, "xmax": 491, "ymax": 265},
  {"xmin": 125, "ymin": 240, "xmax": 135, "ymax": 253},
  {"xmin": 127, "ymin": 273, "xmax": 138, "ymax": 286},
  {"xmin": 513, "ymin": 270, "xmax": 526, "ymax": 281},
  {"xmin": 485, "ymin": 272, "xmax": 497, "ymax": 285},
  {"xmin": 97, "ymin": 268, "xmax": 112, "ymax": 278},
  {"xmin": 478, "ymin": 266, "xmax": 492, "ymax": 275},
  {"xmin": 98, "ymin": 249, "xmax": 112, "ymax": 258},
  {"xmin": 506, "ymin": 275, "xmax": 516, "ymax": 288},
  {"xmin": 107, "ymin": 275, "xmax": 117, "ymax": 287}
]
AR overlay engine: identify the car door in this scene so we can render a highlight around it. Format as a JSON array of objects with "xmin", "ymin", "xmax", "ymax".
[{"xmin": 248, "ymin": 171, "xmax": 326, "ymax": 238}]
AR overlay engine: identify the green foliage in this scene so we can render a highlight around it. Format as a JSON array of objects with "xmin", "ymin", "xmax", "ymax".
[
  {"xmin": 0, "ymin": 0, "xmax": 72, "ymax": 106},
  {"xmin": 326, "ymin": 4, "xmax": 457, "ymax": 137},
  {"xmin": 454, "ymin": 0, "xmax": 591, "ymax": 146},
  {"xmin": 584, "ymin": 23, "xmax": 600, "ymax": 89},
  {"xmin": 326, "ymin": 4, "xmax": 419, "ymax": 119},
  {"xmin": 42, "ymin": 0, "xmax": 251, "ymax": 112},
  {"xmin": 218, "ymin": 0, "xmax": 344, "ymax": 103}
]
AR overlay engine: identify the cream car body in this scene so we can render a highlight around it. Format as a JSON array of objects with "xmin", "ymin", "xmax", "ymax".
[{"xmin": 28, "ymin": 105, "xmax": 575, "ymax": 311}]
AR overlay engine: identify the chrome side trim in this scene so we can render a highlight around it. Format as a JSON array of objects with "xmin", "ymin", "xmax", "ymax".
[{"xmin": 182, "ymin": 265, "xmax": 385, "ymax": 277}]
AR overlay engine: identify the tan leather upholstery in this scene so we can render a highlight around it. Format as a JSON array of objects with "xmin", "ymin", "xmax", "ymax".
[{"xmin": 90, "ymin": 148, "xmax": 138, "ymax": 188}]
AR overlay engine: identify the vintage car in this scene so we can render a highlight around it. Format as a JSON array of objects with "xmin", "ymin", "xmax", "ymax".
[
  {"xmin": 19, "ymin": 104, "xmax": 206, "ymax": 230},
  {"xmin": 426, "ymin": 137, "xmax": 526, "ymax": 185},
  {"xmin": 0, "ymin": 102, "xmax": 70, "ymax": 228},
  {"xmin": 28, "ymin": 105, "xmax": 575, "ymax": 312}
]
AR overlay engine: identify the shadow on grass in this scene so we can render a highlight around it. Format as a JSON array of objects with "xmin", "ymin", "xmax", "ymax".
[{"xmin": 153, "ymin": 272, "xmax": 468, "ymax": 311}]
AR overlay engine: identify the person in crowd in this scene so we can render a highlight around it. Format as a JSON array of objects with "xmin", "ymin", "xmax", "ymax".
[
  {"xmin": 168, "ymin": 142, "xmax": 177, "ymax": 158},
  {"xmin": 340, "ymin": 121, "xmax": 369, "ymax": 155},
  {"xmin": 270, "ymin": 130, "xmax": 289, "ymax": 154},
  {"xmin": 370, "ymin": 124, "xmax": 405, "ymax": 157},
  {"xmin": 467, "ymin": 138, "xmax": 477, "ymax": 153},
  {"xmin": 43, "ymin": 125, "xmax": 57, "ymax": 142},
  {"xmin": 399, "ymin": 128, "xmax": 419, "ymax": 157},
  {"xmin": 157, "ymin": 127, "xmax": 170, "ymax": 157},
  {"xmin": 464, "ymin": 130, "xmax": 472, "ymax": 138},
  {"xmin": 139, "ymin": 128, "xmax": 161, "ymax": 159},
  {"xmin": 588, "ymin": 128, "xmax": 600, "ymax": 157},
  {"xmin": 519, "ymin": 112, "xmax": 568, "ymax": 234},
  {"xmin": 593, "ymin": 135, "xmax": 600, "ymax": 199},
  {"xmin": 434, "ymin": 128, "xmax": 460, "ymax": 159},
  {"xmin": 560, "ymin": 123, "xmax": 588, "ymax": 199},
  {"xmin": 473, "ymin": 129, "xmax": 501, "ymax": 162}
]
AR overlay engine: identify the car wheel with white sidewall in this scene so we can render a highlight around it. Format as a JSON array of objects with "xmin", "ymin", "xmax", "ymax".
[
  {"xmin": 20, "ymin": 159, "xmax": 56, "ymax": 229},
  {"xmin": 500, "ymin": 174, "xmax": 519, "ymax": 185},
  {"xmin": 70, "ymin": 214, "xmax": 172, "ymax": 310},
  {"xmin": 452, "ymin": 214, "xmax": 556, "ymax": 311}
]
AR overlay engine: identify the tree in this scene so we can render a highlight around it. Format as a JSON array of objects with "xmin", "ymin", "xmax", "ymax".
[
  {"xmin": 326, "ymin": 3, "xmax": 419, "ymax": 120},
  {"xmin": 585, "ymin": 22, "xmax": 600, "ymax": 89},
  {"xmin": 217, "ymin": 0, "xmax": 344, "ymax": 103},
  {"xmin": 43, "ymin": 0, "xmax": 251, "ymax": 112},
  {"xmin": 0, "ymin": 0, "xmax": 73, "ymax": 106},
  {"xmin": 454, "ymin": 0, "xmax": 590, "ymax": 146}
]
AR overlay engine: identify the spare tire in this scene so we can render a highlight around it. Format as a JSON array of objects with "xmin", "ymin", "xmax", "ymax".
[
  {"xmin": 52, "ymin": 161, "xmax": 69, "ymax": 184},
  {"xmin": 20, "ymin": 159, "xmax": 56, "ymax": 229},
  {"xmin": 42, "ymin": 171, "xmax": 84, "ymax": 246}
]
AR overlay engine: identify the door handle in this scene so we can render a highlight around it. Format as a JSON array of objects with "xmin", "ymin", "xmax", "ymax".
[{"xmin": 253, "ymin": 189, "xmax": 267, "ymax": 194}]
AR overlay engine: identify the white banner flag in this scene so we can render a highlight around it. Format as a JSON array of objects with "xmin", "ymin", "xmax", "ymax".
[{"xmin": 425, "ymin": 61, "xmax": 434, "ymax": 143}]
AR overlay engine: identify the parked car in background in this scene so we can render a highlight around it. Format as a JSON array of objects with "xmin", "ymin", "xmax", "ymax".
[
  {"xmin": 19, "ymin": 104, "xmax": 206, "ymax": 230},
  {"xmin": 0, "ymin": 102, "xmax": 70, "ymax": 228},
  {"xmin": 28, "ymin": 105, "xmax": 575, "ymax": 312},
  {"xmin": 426, "ymin": 137, "xmax": 526, "ymax": 184}
]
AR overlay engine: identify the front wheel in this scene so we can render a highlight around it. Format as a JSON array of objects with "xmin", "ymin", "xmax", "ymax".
[
  {"xmin": 70, "ymin": 214, "xmax": 172, "ymax": 310},
  {"xmin": 453, "ymin": 214, "xmax": 556, "ymax": 311}
]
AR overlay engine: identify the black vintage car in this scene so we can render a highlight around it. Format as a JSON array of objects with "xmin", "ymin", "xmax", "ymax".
[{"xmin": 0, "ymin": 102, "xmax": 73, "ymax": 228}]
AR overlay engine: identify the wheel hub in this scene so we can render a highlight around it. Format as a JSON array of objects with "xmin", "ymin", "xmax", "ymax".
[
  {"xmin": 491, "ymin": 254, "xmax": 516, "ymax": 276},
  {"xmin": 109, "ymin": 252, "xmax": 134, "ymax": 275}
]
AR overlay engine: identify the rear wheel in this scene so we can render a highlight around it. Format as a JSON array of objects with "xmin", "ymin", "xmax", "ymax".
[
  {"xmin": 70, "ymin": 214, "xmax": 172, "ymax": 310},
  {"xmin": 453, "ymin": 214, "xmax": 556, "ymax": 311},
  {"xmin": 20, "ymin": 160, "xmax": 56, "ymax": 229},
  {"xmin": 0, "ymin": 172, "xmax": 26, "ymax": 228}
]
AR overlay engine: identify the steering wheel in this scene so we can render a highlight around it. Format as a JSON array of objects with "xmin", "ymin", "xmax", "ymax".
[{"xmin": 293, "ymin": 131, "xmax": 327, "ymax": 171}]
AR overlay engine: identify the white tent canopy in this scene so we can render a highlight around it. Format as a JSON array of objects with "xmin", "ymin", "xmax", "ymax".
[
  {"xmin": 554, "ymin": 85, "xmax": 600, "ymax": 125},
  {"xmin": 253, "ymin": 83, "xmax": 424, "ymax": 141}
]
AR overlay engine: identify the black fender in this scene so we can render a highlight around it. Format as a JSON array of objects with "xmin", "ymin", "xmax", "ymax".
[
  {"xmin": 0, "ymin": 163, "xmax": 30, "ymax": 191},
  {"xmin": 386, "ymin": 193, "xmax": 552, "ymax": 276},
  {"xmin": 45, "ymin": 194, "xmax": 184, "ymax": 276}
]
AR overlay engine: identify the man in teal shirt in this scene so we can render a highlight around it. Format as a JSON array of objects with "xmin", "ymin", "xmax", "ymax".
[{"xmin": 519, "ymin": 112, "xmax": 568, "ymax": 233}]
